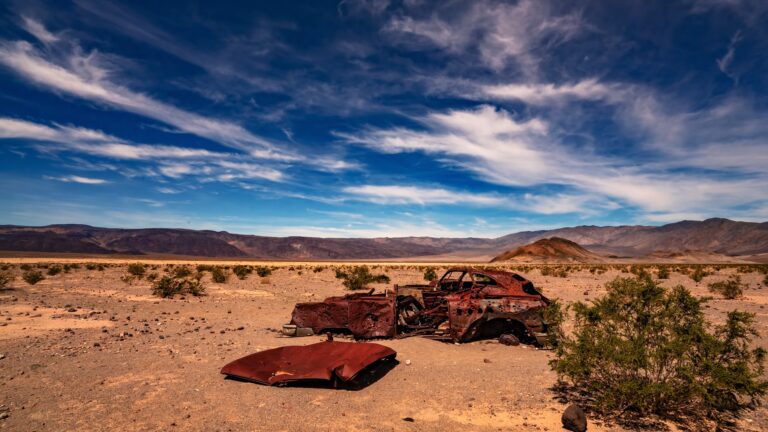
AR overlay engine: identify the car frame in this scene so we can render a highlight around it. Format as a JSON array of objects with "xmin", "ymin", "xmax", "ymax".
[{"xmin": 284, "ymin": 267, "xmax": 550, "ymax": 345}]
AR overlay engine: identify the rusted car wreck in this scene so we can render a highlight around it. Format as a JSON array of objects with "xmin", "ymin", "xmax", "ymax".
[{"xmin": 284, "ymin": 268, "xmax": 550, "ymax": 345}]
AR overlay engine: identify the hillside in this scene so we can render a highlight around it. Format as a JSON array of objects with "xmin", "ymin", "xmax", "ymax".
[
  {"xmin": 0, "ymin": 218, "xmax": 767, "ymax": 260},
  {"xmin": 490, "ymin": 237, "xmax": 605, "ymax": 263}
]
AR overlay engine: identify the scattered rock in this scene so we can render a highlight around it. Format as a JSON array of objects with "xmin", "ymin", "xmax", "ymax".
[
  {"xmin": 405, "ymin": 359, "xmax": 411, "ymax": 365},
  {"xmin": 402, "ymin": 417, "xmax": 414, "ymax": 422},
  {"xmin": 483, "ymin": 358, "xmax": 492, "ymax": 364},
  {"xmin": 499, "ymin": 334, "xmax": 520, "ymax": 346},
  {"xmin": 562, "ymin": 404, "xmax": 587, "ymax": 432},
  {"xmin": 0, "ymin": 354, "xmax": 5, "ymax": 360}
]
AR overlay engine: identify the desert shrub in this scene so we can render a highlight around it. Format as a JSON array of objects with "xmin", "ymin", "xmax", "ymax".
[
  {"xmin": 172, "ymin": 266, "xmax": 192, "ymax": 279},
  {"xmin": 708, "ymin": 276, "xmax": 744, "ymax": 299},
  {"xmin": 233, "ymin": 265, "xmax": 252, "ymax": 280},
  {"xmin": 255, "ymin": 266, "xmax": 272, "ymax": 277},
  {"xmin": 20, "ymin": 264, "xmax": 31, "ymax": 271},
  {"xmin": 23, "ymin": 270, "xmax": 44, "ymax": 285},
  {"xmin": 690, "ymin": 266, "xmax": 710, "ymax": 283},
  {"xmin": 127, "ymin": 263, "xmax": 146, "ymax": 278},
  {"xmin": 551, "ymin": 275, "xmax": 767, "ymax": 428},
  {"xmin": 335, "ymin": 265, "xmax": 390, "ymax": 290},
  {"xmin": 0, "ymin": 271, "xmax": 13, "ymax": 289},
  {"xmin": 151, "ymin": 276, "xmax": 205, "ymax": 298},
  {"xmin": 423, "ymin": 267, "xmax": 438, "ymax": 281},
  {"xmin": 656, "ymin": 266, "xmax": 670, "ymax": 279},
  {"xmin": 335, "ymin": 268, "xmax": 346, "ymax": 279},
  {"xmin": 69, "ymin": 263, "xmax": 80, "ymax": 270},
  {"xmin": 46, "ymin": 265, "xmax": 63, "ymax": 276},
  {"xmin": 542, "ymin": 298, "xmax": 566, "ymax": 349},
  {"xmin": 313, "ymin": 266, "xmax": 324, "ymax": 273},
  {"xmin": 764, "ymin": 274, "xmax": 768, "ymax": 287},
  {"xmin": 146, "ymin": 272, "xmax": 158, "ymax": 282},
  {"xmin": 196, "ymin": 264, "xmax": 215, "ymax": 273},
  {"xmin": 211, "ymin": 267, "xmax": 227, "ymax": 283}
]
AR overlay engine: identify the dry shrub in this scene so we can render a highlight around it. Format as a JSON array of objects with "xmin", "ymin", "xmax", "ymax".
[
  {"xmin": 23, "ymin": 270, "xmax": 44, "ymax": 285},
  {"xmin": 708, "ymin": 276, "xmax": 744, "ymax": 299},
  {"xmin": 551, "ymin": 274, "xmax": 767, "ymax": 429},
  {"xmin": 335, "ymin": 265, "xmax": 390, "ymax": 290}
]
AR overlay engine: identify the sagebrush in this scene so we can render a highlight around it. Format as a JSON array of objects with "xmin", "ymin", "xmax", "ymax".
[{"xmin": 550, "ymin": 275, "xmax": 767, "ymax": 428}]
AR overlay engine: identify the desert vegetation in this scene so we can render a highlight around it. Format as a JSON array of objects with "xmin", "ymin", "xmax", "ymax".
[
  {"xmin": 708, "ymin": 275, "xmax": 745, "ymax": 299},
  {"xmin": 22, "ymin": 269, "xmax": 44, "ymax": 285},
  {"xmin": 550, "ymin": 274, "xmax": 767, "ymax": 429},
  {"xmin": 335, "ymin": 265, "xmax": 391, "ymax": 290}
]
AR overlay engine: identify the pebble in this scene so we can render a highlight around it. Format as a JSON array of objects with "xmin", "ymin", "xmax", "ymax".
[{"xmin": 405, "ymin": 359, "xmax": 411, "ymax": 365}]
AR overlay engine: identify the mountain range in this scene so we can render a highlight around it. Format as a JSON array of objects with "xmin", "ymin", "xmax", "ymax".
[{"xmin": 1, "ymin": 218, "xmax": 767, "ymax": 261}]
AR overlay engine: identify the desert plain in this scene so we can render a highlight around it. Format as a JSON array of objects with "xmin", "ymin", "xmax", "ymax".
[{"xmin": 1, "ymin": 259, "xmax": 767, "ymax": 432}]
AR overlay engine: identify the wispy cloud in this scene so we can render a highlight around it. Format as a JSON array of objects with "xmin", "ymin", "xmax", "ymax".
[
  {"xmin": 44, "ymin": 175, "xmax": 108, "ymax": 184},
  {"xmin": 0, "ymin": 36, "xmax": 294, "ymax": 161},
  {"xmin": 0, "ymin": 117, "xmax": 286, "ymax": 183},
  {"xmin": 717, "ymin": 30, "xmax": 743, "ymax": 83},
  {"xmin": 383, "ymin": 0, "xmax": 585, "ymax": 75},
  {"xmin": 343, "ymin": 184, "xmax": 505, "ymax": 206},
  {"xmin": 340, "ymin": 104, "xmax": 768, "ymax": 219}
]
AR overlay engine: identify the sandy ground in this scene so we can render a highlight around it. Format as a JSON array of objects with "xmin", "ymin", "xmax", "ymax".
[{"xmin": 1, "ymin": 262, "xmax": 767, "ymax": 431}]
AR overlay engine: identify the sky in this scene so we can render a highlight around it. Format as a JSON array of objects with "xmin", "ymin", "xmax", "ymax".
[{"xmin": 0, "ymin": 0, "xmax": 767, "ymax": 238}]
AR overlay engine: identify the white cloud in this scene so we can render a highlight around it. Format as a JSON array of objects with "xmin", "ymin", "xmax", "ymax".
[
  {"xmin": 341, "ymin": 104, "xmax": 768, "ymax": 217},
  {"xmin": 716, "ymin": 30, "xmax": 742, "ymax": 83},
  {"xmin": 343, "ymin": 185, "xmax": 505, "ymax": 206},
  {"xmin": 45, "ymin": 175, "xmax": 108, "ymax": 184},
  {"xmin": 481, "ymin": 79, "xmax": 619, "ymax": 104},
  {"xmin": 0, "ymin": 116, "xmax": 287, "ymax": 183},
  {"xmin": 384, "ymin": 0, "xmax": 584, "ymax": 75},
  {"xmin": 0, "ymin": 38, "xmax": 294, "ymax": 161},
  {"xmin": 20, "ymin": 16, "xmax": 59, "ymax": 44}
]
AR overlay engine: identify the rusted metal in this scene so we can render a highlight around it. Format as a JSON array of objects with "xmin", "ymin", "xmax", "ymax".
[
  {"xmin": 285, "ymin": 267, "xmax": 550, "ymax": 345},
  {"xmin": 220, "ymin": 340, "xmax": 397, "ymax": 387},
  {"xmin": 289, "ymin": 292, "xmax": 397, "ymax": 339}
]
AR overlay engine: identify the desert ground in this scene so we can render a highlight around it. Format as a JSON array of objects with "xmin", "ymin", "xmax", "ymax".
[{"xmin": 1, "ymin": 259, "xmax": 767, "ymax": 431}]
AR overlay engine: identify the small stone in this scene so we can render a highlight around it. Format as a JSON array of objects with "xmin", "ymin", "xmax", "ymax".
[
  {"xmin": 402, "ymin": 417, "xmax": 414, "ymax": 422},
  {"xmin": 562, "ymin": 404, "xmax": 587, "ymax": 432},
  {"xmin": 0, "ymin": 354, "xmax": 5, "ymax": 360},
  {"xmin": 499, "ymin": 334, "xmax": 520, "ymax": 346},
  {"xmin": 405, "ymin": 359, "xmax": 411, "ymax": 365},
  {"xmin": 483, "ymin": 358, "xmax": 492, "ymax": 363},
  {"xmin": 93, "ymin": 342, "xmax": 101, "ymax": 347}
]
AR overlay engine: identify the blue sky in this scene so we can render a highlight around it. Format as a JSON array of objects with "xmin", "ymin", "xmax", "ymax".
[{"xmin": 1, "ymin": 0, "xmax": 767, "ymax": 237}]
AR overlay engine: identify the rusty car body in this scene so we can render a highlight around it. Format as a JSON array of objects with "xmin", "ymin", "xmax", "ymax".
[{"xmin": 285, "ymin": 268, "xmax": 550, "ymax": 345}]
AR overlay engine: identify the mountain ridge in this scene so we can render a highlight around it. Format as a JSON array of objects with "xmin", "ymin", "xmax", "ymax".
[{"xmin": 1, "ymin": 218, "xmax": 767, "ymax": 260}]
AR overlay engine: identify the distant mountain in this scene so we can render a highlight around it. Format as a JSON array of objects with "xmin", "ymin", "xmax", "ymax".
[
  {"xmin": 490, "ymin": 237, "xmax": 605, "ymax": 263},
  {"xmin": 0, "ymin": 218, "xmax": 767, "ymax": 260}
]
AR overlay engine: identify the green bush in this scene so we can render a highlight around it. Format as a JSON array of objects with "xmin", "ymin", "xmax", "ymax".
[
  {"xmin": 708, "ymin": 276, "xmax": 744, "ymax": 299},
  {"xmin": 423, "ymin": 267, "xmax": 438, "ymax": 281},
  {"xmin": 172, "ymin": 266, "xmax": 192, "ymax": 279},
  {"xmin": 656, "ymin": 266, "xmax": 670, "ymax": 279},
  {"xmin": 23, "ymin": 270, "xmax": 44, "ymax": 285},
  {"xmin": 151, "ymin": 276, "xmax": 205, "ymax": 298},
  {"xmin": 196, "ymin": 264, "xmax": 215, "ymax": 273},
  {"xmin": 127, "ymin": 263, "xmax": 146, "ymax": 278},
  {"xmin": 335, "ymin": 265, "xmax": 390, "ymax": 290},
  {"xmin": 690, "ymin": 266, "xmax": 710, "ymax": 283},
  {"xmin": 0, "ymin": 271, "xmax": 13, "ymax": 289},
  {"xmin": 46, "ymin": 265, "xmax": 63, "ymax": 276},
  {"xmin": 551, "ymin": 275, "xmax": 767, "ymax": 427},
  {"xmin": 233, "ymin": 265, "xmax": 252, "ymax": 280},
  {"xmin": 255, "ymin": 266, "xmax": 272, "ymax": 277},
  {"xmin": 211, "ymin": 266, "xmax": 227, "ymax": 283}
]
